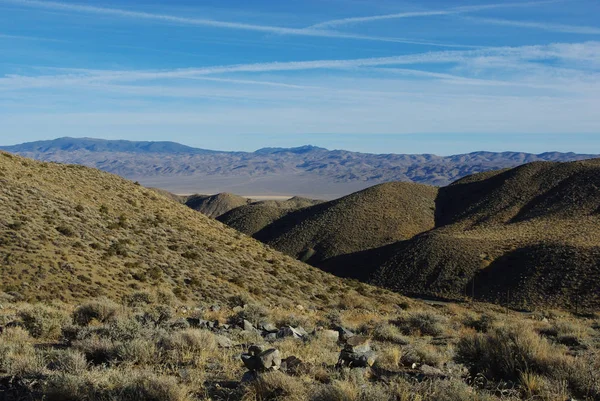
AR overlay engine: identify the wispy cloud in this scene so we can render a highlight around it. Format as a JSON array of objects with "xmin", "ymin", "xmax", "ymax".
[
  {"xmin": 0, "ymin": 0, "xmax": 471, "ymax": 47},
  {"xmin": 465, "ymin": 17, "xmax": 600, "ymax": 35},
  {"xmin": 0, "ymin": 33, "xmax": 64, "ymax": 42},
  {"xmin": 2, "ymin": 41, "xmax": 598, "ymax": 106},
  {"xmin": 308, "ymin": 0, "xmax": 560, "ymax": 29}
]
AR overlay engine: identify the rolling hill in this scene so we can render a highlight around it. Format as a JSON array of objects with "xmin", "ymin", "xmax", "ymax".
[
  {"xmin": 0, "ymin": 151, "xmax": 404, "ymax": 309},
  {"xmin": 252, "ymin": 182, "xmax": 438, "ymax": 267},
  {"xmin": 218, "ymin": 197, "xmax": 323, "ymax": 236},
  {"xmin": 185, "ymin": 193, "xmax": 252, "ymax": 218},
  {"xmin": 358, "ymin": 159, "xmax": 600, "ymax": 309},
  {"xmin": 2, "ymin": 137, "xmax": 596, "ymax": 198}
]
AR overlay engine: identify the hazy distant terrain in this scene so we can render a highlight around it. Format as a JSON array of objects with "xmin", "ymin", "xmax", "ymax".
[{"xmin": 1, "ymin": 137, "xmax": 597, "ymax": 198}]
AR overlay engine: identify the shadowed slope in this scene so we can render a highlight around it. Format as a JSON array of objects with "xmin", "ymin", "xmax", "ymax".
[
  {"xmin": 254, "ymin": 182, "xmax": 438, "ymax": 267},
  {"xmin": 369, "ymin": 159, "xmax": 600, "ymax": 309},
  {"xmin": 218, "ymin": 196, "xmax": 323, "ymax": 236}
]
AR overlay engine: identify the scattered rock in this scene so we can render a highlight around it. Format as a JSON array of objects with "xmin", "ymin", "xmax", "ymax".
[
  {"xmin": 186, "ymin": 318, "xmax": 209, "ymax": 329},
  {"xmin": 344, "ymin": 336, "xmax": 371, "ymax": 353},
  {"xmin": 277, "ymin": 326, "xmax": 305, "ymax": 339},
  {"xmin": 335, "ymin": 326, "xmax": 355, "ymax": 342},
  {"xmin": 216, "ymin": 335, "xmax": 235, "ymax": 348},
  {"xmin": 232, "ymin": 306, "xmax": 244, "ymax": 313},
  {"xmin": 259, "ymin": 322, "xmax": 278, "ymax": 333},
  {"xmin": 264, "ymin": 333, "xmax": 278, "ymax": 341},
  {"xmin": 258, "ymin": 348, "xmax": 282, "ymax": 371},
  {"xmin": 338, "ymin": 350, "xmax": 377, "ymax": 368},
  {"xmin": 243, "ymin": 320, "xmax": 255, "ymax": 332},
  {"xmin": 241, "ymin": 346, "xmax": 281, "ymax": 372}
]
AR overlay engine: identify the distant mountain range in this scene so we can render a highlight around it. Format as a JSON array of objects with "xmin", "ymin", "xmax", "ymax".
[{"xmin": 2, "ymin": 137, "xmax": 597, "ymax": 198}]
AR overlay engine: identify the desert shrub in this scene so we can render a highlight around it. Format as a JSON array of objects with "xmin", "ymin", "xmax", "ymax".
[
  {"xmin": 394, "ymin": 311, "xmax": 446, "ymax": 337},
  {"xmin": 138, "ymin": 304, "xmax": 173, "ymax": 326},
  {"xmin": 125, "ymin": 291, "xmax": 154, "ymax": 307},
  {"xmin": 234, "ymin": 303, "xmax": 269, "ymax": 327},
  {"xmin": 372, "ymin": 322, "xmax": 410, "ymax": 345},
  {"xmin": 45, "ymin": 349, "xmax": 88, "ymax": 375},
  {"xmin": 73, "ymin": 336, "xmax": 118, "ymax": 365},
  {"xmin": 455, "ymin": 322, "xmax": 559, "ymax": 382},
  {"xmin": 103, "ymin": 315, "xmax": 145, "ymax": 342},
  {"xmin": 400, "ymin": 343, "xmax": 444, "ymax": 367},
  {"xmin": 464, "ymin": 313, "xmax": 496, "ymax": 333},
  {"xmin": 72, "ymin": 297, "xmax": 120, "ymax": 325},
  {"xmin": 56, "ymin": 225, "xmax": 75, "ymax": 237},
  {"xmin": 18, "ymin": 304, "xmax": 71, "ymax": 339},
  {"xmin": 276, "ymin": 313, "xmax": 311, "ymax": 330},
  {"xmin": 0, "ymin": 327, "xmax": 46, "ymax": 377},
  {"xmin": 115, "ymin": 338, "xmax": 157, "ymax": 366},
  {"xmin": 159, "ymin": 328, "xmax": 218, "ymax": 356},
  {"xmin": 45, "ymin": 369, "xmax": 191, "ymax": 401},
  {"xmin": 374, "ymin": 345, "xmax": 402, "ymax": 371},
  {"xmin": 242, "ymin": 371, "xmax": 307, "ymax": 401}
]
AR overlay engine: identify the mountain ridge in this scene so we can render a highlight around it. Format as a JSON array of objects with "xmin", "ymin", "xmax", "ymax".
[{"xmin": 2, "ymin": 137, "xmax": 597, "ymax": 198}]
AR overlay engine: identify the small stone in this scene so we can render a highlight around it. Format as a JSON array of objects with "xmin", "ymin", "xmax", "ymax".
[
  {"xmin": 335, "ymin": 326, "xmax": 355, "ymax": 342},
  {"xmin": 344, "ymin": 336, "xmax": 371, "ymax": 353},
  {"xmin": 210, "ymin": 305, "xmax": 221, "ymax": 312},
  {"xmin": 216, "ymin": 335, "xmax": 234, "ymax": 348},
  {"xmin": 264, "ymin": 333, "xmax": 278, "ymax": 341},
  {"xmin": 294, "ymin": 326, "xmax": 309, "ymax": 337},
  {"xmin": 296, "ymin": 305, "xmax": 304, "ymax": 311},
  {"xmin": 243, "ymin": 320, "xmax": 255, "ymax": 331},
  {"xmin": 233, "ymin": 306, "xmax": 244, "ymax": 313},
  {"xmin": 259, "ymin": 322, "xmax": 278, "ymax": 333},
  {"xmin": 277, "ymin": 326, "xmax": 304, "ymax": 339},
  {"xmin": 258, "ymin": 348, "xmax": 281, "ymax": 371},
  {"xmin": 248, "ymin": 345, "xmax": 265, "ymax": 356},
  {"xmin": 337, "ymin": 350, "xmax": 377, "ymax": 368}
]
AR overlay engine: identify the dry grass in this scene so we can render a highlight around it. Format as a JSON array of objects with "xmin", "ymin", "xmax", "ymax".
[{"xmin": 0, "ymin": 296, "xmax": 598, "ymax": 401}]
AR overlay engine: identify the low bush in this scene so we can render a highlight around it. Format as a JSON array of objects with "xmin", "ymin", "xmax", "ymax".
[
  {"xmin": 18, "ymin": 304, "xmax": 71, "ymax": 339},
  {"xmin": 72, "ymin": 297, "xmax": 120, "ymax": 325},
  {"xmin": 394, "ymin": 311, "xmax": 446, "ymax": 337},
  {"xmin": 455, "ymin": 322, "xmax": 559, "ymax": 382}
]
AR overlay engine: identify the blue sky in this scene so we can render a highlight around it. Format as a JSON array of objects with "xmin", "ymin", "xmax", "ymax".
[{"xmin": 0, "ymin": 0, "xmax": 599, "ymax": 154}]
